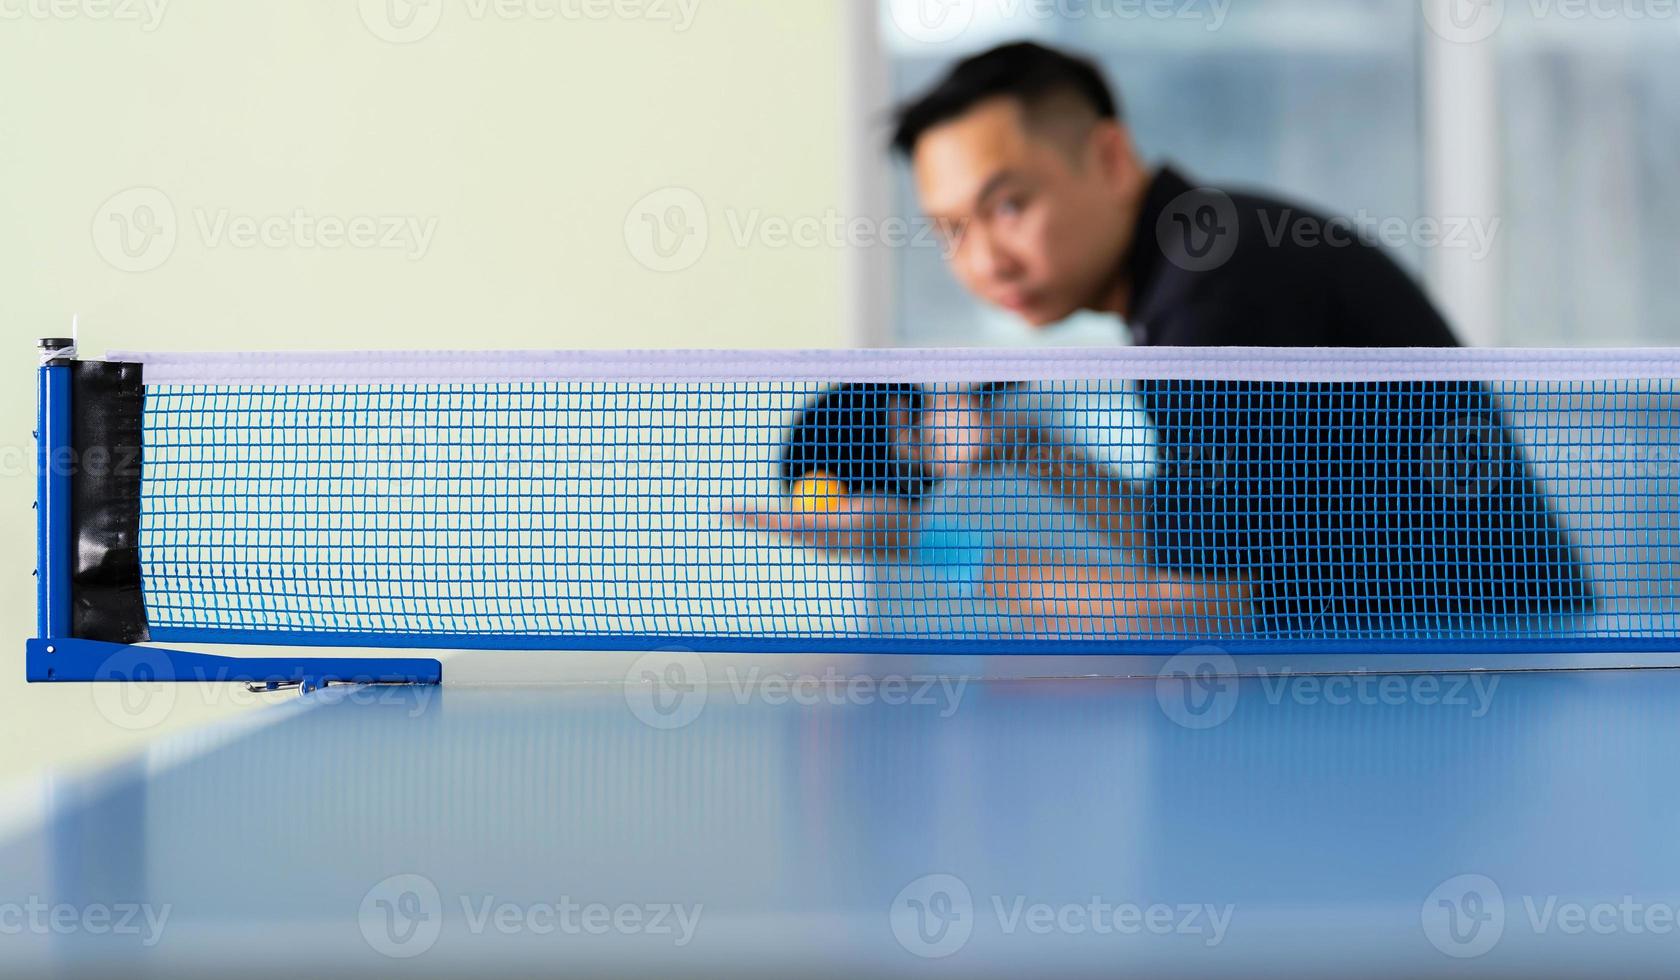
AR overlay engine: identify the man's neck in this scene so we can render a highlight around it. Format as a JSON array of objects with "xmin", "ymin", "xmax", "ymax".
[
  {"xmin": 1084, "ymin": 167, "xmax": 1156, "ymax": 321},
  {"xmin": 1094, "ymin": 275, "xmax": 1133, "ymax": 320}
]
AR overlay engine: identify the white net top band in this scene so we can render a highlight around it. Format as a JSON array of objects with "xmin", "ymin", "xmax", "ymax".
[{"xmin": 105, "ymin": 347, "xmax": 1680, "ymax": 387}]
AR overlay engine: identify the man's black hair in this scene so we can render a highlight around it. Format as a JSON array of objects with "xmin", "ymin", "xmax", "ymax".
[
  {"xmin": 779, "ymin": 384, "xmax": 935, "ymax": 500},
  {"xmin": 891, "ymin": 42, "xmax": 1121, "ymax": 158}
]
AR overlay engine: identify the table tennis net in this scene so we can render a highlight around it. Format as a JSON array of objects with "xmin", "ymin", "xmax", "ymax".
[{"xmin": 80, "ymin": 349, "xmax": 1680, "ymax": 651}]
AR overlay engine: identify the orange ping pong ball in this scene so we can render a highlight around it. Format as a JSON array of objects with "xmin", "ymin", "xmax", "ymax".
[{"xmin": 790, "ymin": 471, "xmax": 845, "ymax": 514}]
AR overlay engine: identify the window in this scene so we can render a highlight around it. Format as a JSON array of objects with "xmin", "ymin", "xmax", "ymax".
[{"xmin": 866, "ymin": 0, "xmax": 1679, "ymax": 347}]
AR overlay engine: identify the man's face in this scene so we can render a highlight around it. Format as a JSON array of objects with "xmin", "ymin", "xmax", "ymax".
[{"xmin": 912, "ymin": 98, "xmax": 1137, "ymax": 328}]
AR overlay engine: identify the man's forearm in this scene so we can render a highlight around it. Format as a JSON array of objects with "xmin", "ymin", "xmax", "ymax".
[
  {"xmin": 994, "ymin": 424, "xmax": 1152, "ymax": 552},
  {"xmin": 980, "ymin": 545, "xmax": 1252, "ymax": 637}
]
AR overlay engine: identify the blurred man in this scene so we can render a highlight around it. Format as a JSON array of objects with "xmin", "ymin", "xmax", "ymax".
[
  {"xmin": 739, "ymin": 42, "xmax": 1588, "ymax": 637},
  {"xmin": 896, "ymin": 42, "xmax": 1458, "ymax": 346}
]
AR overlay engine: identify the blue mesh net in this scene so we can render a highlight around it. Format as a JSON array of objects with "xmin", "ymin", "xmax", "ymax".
[{"xmin": 135, "ymin": 374, "xmax": 1676, "ymax": 650}]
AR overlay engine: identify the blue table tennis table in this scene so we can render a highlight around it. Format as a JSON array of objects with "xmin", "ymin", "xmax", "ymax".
[
  {"xmin": 3, "ymin": 659, "xmax": 1679, "ymax": 979},
  {"xmin": 22, "ymin": 343, "xmax": 1680, "ymax": 977}
]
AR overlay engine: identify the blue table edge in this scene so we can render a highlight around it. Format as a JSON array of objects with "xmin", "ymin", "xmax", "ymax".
[{"xmin": 29, "ymin": 635, "xmax": 1680, "ymax": 691}]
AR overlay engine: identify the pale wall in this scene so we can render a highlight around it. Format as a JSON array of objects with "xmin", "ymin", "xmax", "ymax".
[{"xmin": 0, "ymin": 0, "xmax": 850, "ymax": 781}]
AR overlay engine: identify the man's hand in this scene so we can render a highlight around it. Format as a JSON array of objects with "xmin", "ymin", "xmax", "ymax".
[
  {"xmin": 725, "ymin": 495, "xmax": 918, "ymax": 561},
  {"xmin": 913, "ymin": 391, "xmax": 1001, "ymax": 481}
]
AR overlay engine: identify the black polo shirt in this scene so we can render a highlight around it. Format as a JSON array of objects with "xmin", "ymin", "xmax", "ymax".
[
  {"xmin": 1126, "ymin": 166, "xmax": 1462, "ymax": 349},
  {"xmin": 1124, "ymin": 167, "xmax": 1591, "ymax": 635}
]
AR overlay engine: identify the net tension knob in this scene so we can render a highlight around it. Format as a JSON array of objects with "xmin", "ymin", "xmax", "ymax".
[{"xmin": 38, "ymin": 337, "xmax": 77, "ymax": 365}]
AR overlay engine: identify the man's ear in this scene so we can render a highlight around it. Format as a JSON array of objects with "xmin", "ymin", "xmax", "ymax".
[{"xmin": 1088, "ymin": 122, "xmax": 1139, "ymax": 192}]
